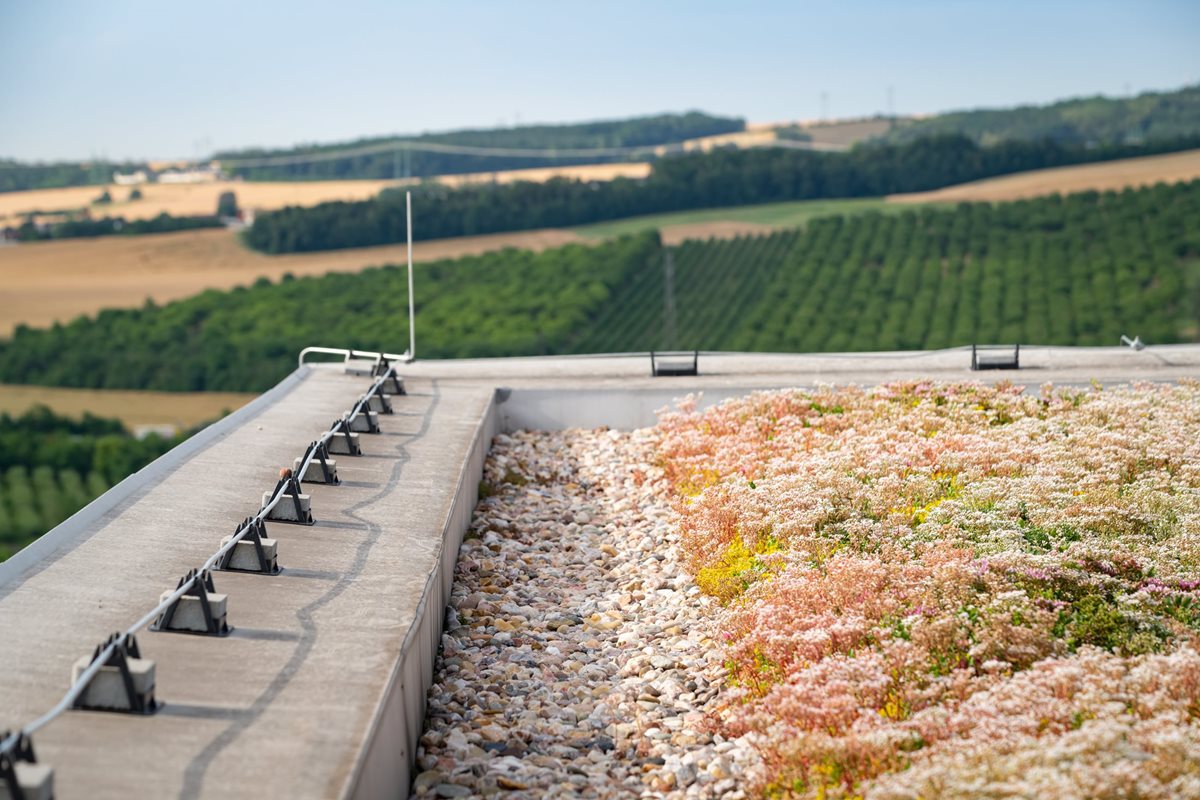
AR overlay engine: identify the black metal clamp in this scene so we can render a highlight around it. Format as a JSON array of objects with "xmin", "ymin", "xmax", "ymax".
[
  {"xmin": 151, "ymin": 569, "xmax": 230, "ymax": 637},
  {"xmin": 73, "ymin": 634, "xmax": 158, "ymax": 715},
  {"xmin": 269, "ymin": 475, "xmax": 314, "ymax": 525},
  {"xmin": 218, "ymin": 518, "xmax": 280, "ymax": 574},
  {"xmin": 374, "ymin": 358, "xmax": 406, "ymax": 396},
  {"xmin": 300, "ymin": 440, "xmax": 340, "ymax": 484},
  {"xmin": 0, "ymin": 732, "xmax": 39, "ymax": 800},
  {"xmin": 651, "ymin": 350, "xmax": 699, "ymax": 377},
  {"xmin": 352, "ymin": 398, "xmax": 381, "ymax": 433},
  {"xmin": 971, "ymin": 343, "xmax": 1020, "ymax": 371},
  {"xmin": 332, "ymin": 418, "xmax": 362, "ymax": 456}
]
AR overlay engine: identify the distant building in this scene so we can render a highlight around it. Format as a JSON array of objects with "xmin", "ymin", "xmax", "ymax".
[
  {"xmin": 113, "ymin": 170, "xmax": 149, "ymax": 186},
  {"xmin": 156, "ymin": 162, "xmax": 225, "ymax": 184}
]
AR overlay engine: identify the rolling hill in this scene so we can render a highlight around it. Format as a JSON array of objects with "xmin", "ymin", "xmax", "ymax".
[{"xmin": 0, "ymin": 179, "xmax": 1195, "ymax": 392}]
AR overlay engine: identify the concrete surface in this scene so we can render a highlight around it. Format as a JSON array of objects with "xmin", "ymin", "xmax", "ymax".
[
  {"xmin": 0, "ymin": 366, "xmax": 495, "ymax": 799},
  {"xmin": 1, "ymin": 344, "xmax": 1197, "ymax": 799}
]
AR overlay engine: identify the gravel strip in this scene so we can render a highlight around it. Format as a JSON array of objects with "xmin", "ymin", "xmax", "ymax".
[{"xmin": 411, "ymin": 428, "xmax": 757, "ymax": 799}]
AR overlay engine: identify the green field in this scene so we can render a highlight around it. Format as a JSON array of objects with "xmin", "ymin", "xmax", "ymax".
[
  {"xmin": 570, "ymin": 197, "xmax": 908, "ymax": 238},
  {"xmin": 0, "ymin": 180, "xmax": 1196, "ymax": 393}
]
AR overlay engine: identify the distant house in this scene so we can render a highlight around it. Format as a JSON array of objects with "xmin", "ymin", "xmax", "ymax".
[
  {"xmin": 113, "ymin": 170, "xmax": 149, "ymax": 186},
  {"xmin": 156, "ymin": 162, "xmax": 224, "ymax": 184}
]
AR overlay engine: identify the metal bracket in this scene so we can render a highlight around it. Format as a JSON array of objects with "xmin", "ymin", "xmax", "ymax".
[
  {"xmin": 651, "ymin": 350, "xmax": 699, "ymax": 377},
  {"xmin": 218, "ymin": 518, "xmax": 280, "ymax": 574},
  {"xmin": 268, "ymin": 476, "xmax": 314, "ymax": 525},
  {"xmin": 333, "ymin": 418, "xmax": 362, "ymax": 456},
  {"xmin": 299, "ymin": 440, "xmax": 340, "ymax": 484},
  {"xmin": 971, "ymin": 343, "xmax": 1020, "ymax": 370},
  {"xmin": 73, "ymin": 634, "xmax": 158, "ymax": 715},
  {"xmin": 0, "ymin": 732, "xmax": 37, "ymax": 800},
  {"xmin": 374, "ymin": 360, "xmax": 406, "ymax": 396},
  {"xmin": 151, "ymin": 569, "xmax": 230, "ymax": 636},
  {"xmin": 351, "ymin": 399, "xmax": 381, "ymax": 433}
]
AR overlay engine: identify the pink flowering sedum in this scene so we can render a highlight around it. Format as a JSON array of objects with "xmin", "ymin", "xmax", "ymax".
[{"xmin": 653, "ymin": 381, "xmax": 1200, "ymax": 798}]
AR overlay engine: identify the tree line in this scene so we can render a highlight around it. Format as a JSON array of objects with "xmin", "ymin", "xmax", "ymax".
[
  {"xmin": 244, "ymin": 134, "xmax": 1200, "ymax": 254},
  {"xmin": 214, "ymin": 111, "xmax": 744, "ymax": 181},
  {"xmin": 13, "ymin": 212, "xmax": 224, "ymax": 241},
  {"xmin": 881, "ymin": 83, "xmax": 1200, "ymax": 146}
]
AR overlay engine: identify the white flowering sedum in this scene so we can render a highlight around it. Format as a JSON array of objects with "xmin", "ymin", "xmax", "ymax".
[{"xmin": 655, "ymin": 380, "xmax": 1200, "ymax": 798}]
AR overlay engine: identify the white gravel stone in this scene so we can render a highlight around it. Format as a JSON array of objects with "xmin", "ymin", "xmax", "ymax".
[{"xmin": 410, "ymin": 428, "xmax": 758, "ymax": 798}]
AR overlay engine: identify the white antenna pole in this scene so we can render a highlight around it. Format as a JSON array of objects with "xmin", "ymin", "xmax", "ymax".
[{"xmin": 406, "ymin": 190, "xmax": 415, "ymax": 361}]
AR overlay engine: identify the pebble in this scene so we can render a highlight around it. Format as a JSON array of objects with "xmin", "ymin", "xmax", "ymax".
[{"xmin": 409, "ymin": 429, "xmax": 758, "ymax": 798}]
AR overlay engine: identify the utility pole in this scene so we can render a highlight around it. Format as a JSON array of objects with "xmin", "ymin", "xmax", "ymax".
[
  {"xmin": 663, "ymin": 247, "xmax": 677, "ymax": 350},
  {"xmin": 406, "ymin": 191, "xmax": 415, "ymax": 360},
  {"xmin": 821, "ymin": 91, "xmax": 830, "ymax": 122}
]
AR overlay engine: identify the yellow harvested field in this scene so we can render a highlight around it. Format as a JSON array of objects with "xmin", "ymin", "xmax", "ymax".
[
  {"xmin": 0, "ymin": 163, "xmax": 654, "ymax": 225},
  {"xmin": 0, "ymin": 180, "xmax": 395, "ymax": 225},
  {"xmin": 889, "ymin": 149, "xmax": 1200, "ymax": 203},
  {"xmin": 0, "ymin": 227, "xmax": 584, "ymax": 335},
  {"xmin": 0, "ymin": 384, "xmax": 254, "ymax": 428}
]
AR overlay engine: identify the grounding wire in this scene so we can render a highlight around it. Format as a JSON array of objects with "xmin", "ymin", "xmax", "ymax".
[{"xmin": 0, "ymin": 365, "xmax": 395, "ymax": 758}]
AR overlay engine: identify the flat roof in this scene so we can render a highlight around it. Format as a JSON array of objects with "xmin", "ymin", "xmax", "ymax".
[
  {"xmin": 1, "ymin": 344, "xmax": 1197, "ymax": 797},
  {"xmin": 0, "ymin": 366, "xmax": 493, "ymax": 798}
]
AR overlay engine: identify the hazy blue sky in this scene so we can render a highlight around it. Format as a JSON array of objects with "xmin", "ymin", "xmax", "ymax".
[{"xmin": 2, "ymin": 0, "xmax": 1198, "ymax": 161}]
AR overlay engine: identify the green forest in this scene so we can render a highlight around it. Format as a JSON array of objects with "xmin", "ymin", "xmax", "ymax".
[
  {"xmin": 882, "ymin": 83, "xmax": 1200, "ymax": 146},
  {"xmin": 243, "ymin": 134, "xmax": 1200, "ymax": 253},
  {"xmin": 1, "ymin": 180, "xmax": 1197, "ymax": 393},
  {"xmin": 214, "ymin": 111, "xmax": 744, "ymax": 181},
  {"xmin": 0, "ymin": 159, "xmax": 148, "ymax": 194},
  {"xmin": 0, "ymin": 406, "xmax": 196, "ymax": 560}
]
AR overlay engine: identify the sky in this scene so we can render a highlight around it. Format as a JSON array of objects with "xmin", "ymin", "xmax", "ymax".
[{"xmin": 1, "ymin": 0, "xmax": 1198, "ymax": 162}]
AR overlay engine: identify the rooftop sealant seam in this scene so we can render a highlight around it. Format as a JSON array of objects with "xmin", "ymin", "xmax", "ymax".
[{"xmin": 179, "ymin": 379, "xmax": 441, "ymax": 799}]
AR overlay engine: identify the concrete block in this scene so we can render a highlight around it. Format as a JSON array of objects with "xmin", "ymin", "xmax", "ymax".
[
  {"xmin": 293, "ymin": 455, "xmax": 338, "ymax": 483},
  {"xmin": 328, "ymin": 431, "xmax": 361, "ymax": 455},
  {"xmin": 0, "ymin": 762, "xmax": 53, "ymax": 800},
  {"xmin": 349, "ymin": 410, "xmax": 379, "ymax": 433},
  {"xmin": 262, "ymin": 490, "xmax": 311, "ymax": 523},
  {"xmin": 71, "ymin": 655, "xmax": 155, "ymax": 712},
  {"xmin": 158, "ymin": 589, "xmax": 228, "ymax": 633},
  {"xmin": 219, "ymin": 535, "xmax": 278, "ymax": 572},
  {"xmin": 385, "ymin": 375, "xmax": 405, "ymax": 395},
  {"xmin": 367, "ymin": 393, "xmax": 393, "ymax": 414}
]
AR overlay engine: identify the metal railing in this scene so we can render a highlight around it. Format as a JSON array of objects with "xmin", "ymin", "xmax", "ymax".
[
  {"xmin": 298, "ymin": 346, "xmax": 411, "ymax": 368},
  {"xmin": 0, "ymin": 360, "xmax": 400, "ymax": 769}
]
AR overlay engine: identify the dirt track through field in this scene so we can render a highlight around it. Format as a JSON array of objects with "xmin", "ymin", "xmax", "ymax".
[
  {"xmin": 888, "ymin": 148, "xmax": 1200, "ymax": 203},
  {"xmin": 0, "ymin": 228, "xmax": 583, "ymax": 335}
]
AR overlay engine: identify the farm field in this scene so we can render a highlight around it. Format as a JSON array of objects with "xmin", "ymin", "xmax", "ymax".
[
  {"xmin": 0, "ymin": 163, "xmax": 656, "ymax": 226},
  {"xmin": 3, "ymin": 149, "xmax": 1199, "ymax": 341},
  {"xmin": 0, "ymin": 226, "xmax": 584, "ymax": 335},
  {"xmin": 572, "ymin": 198, "xmax": 902, "ymax": 242},
  {"xmin": 1, "ymin": 179, "xmax": 1196, "ymax": 393},
  {"xmin": 654, "ymin": 382, "xmax": 1200, "ymax": 796},
  {"xmin": 890, "ymin": 147, "xmax": 1200, "ymax": 203},
  {"xmin": 0, "ymin": 384, "xmax": 252, "ymax": 429}
]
